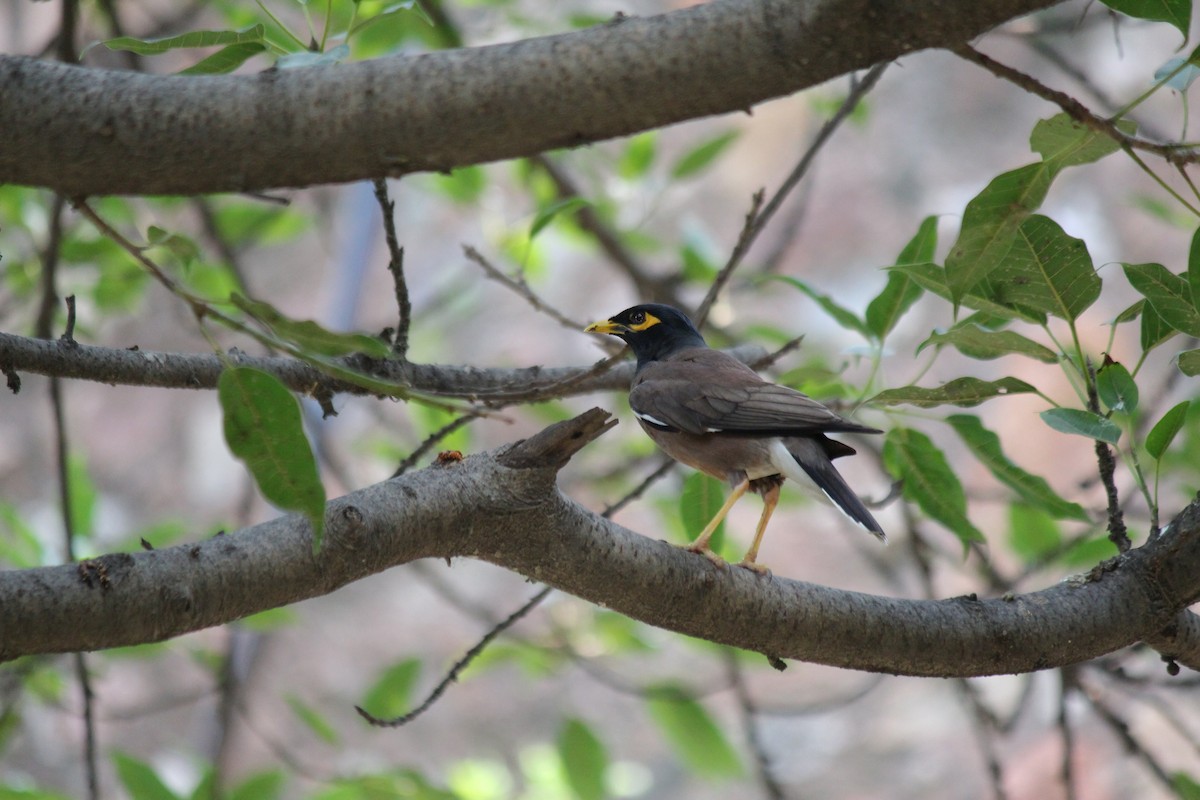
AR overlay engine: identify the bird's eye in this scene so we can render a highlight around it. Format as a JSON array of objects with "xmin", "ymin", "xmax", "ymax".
[{"xmin": 629, "ymin": 311, "xmax": 645, "ymax": 324}]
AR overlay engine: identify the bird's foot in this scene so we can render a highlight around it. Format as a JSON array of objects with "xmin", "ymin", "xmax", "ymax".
[
  {"xmin": 736, "ymin": 559, "xmax": 772, "ymax": 577},
  {"xmin": 684, "ymin": 543, "xmax": 728, "ymax": 569}
]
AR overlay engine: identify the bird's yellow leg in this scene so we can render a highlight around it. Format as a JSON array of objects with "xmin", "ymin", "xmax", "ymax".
[
  {"xmin": 738, "ymin": 482, "xmax": 779, "ymax": 575},
  {"xmin": 686, "ymin": 479, "xmax": 749, "ymax": 566}
]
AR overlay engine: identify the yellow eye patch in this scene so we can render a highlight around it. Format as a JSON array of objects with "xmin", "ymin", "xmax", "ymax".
[{"xmin": 628, "ymin": 312, "xmax": 661, "ymax": 331}]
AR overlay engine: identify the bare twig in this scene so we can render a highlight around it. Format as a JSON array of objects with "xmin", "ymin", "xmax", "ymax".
[
  {"xmin": 694, "ymin": 63, "xmax": 889, "ymax": 326},
  {"xmin": 1058, "ymin": 669, "xmax": 1078, "ymax": 800},
  {"xmin": 725, "ymin": 652, "xmax": 787, "ymax": 800},
  {"xmin": 372, "ymin": 178, "xmax": 412, "ymax": 357},
  {"xmin": 37, "ymin": 193, "xmax": 99, "ymax": 800},
  {"xmin": 462, "ymin": 244, "xmax": 588, "ymax": 332},
  {"xmin": 955, "ymin": 45, "xmax": 1200, "ymax": 166},
  {"xmin": 356, "ymin": 585, "xmax": 552, "ymax": 727},
  {"xmin": 528, "ymin": 154, "xmax": 668, "ymax": 302},
  {"xmin": 391, "ymin": 412, "xmax": 480, "ymax": 477}
]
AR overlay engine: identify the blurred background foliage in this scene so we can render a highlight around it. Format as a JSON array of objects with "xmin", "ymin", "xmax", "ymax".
[{"xmin": 2, "ymin": 0, "xmax": 1200, "ymax": 798}]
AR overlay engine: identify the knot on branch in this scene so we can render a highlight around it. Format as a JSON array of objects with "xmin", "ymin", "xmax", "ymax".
[{"xmin": 498, "ymin": 407, "xmax": 617, "ymax": 470}]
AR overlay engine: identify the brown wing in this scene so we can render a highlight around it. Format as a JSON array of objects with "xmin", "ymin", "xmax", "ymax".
[{"xmin": 629, "ymin": 349, "xmax": 879, "ymax": 437}]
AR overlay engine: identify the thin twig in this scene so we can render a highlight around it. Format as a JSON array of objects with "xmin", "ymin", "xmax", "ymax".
[
  {"xmin": 372, "ymin": 178, "xmax": 412, "ymax": 357},
  {"xmin": 1058, "ymin": 668, "xmax": 1078, "ymax": 800},
  {"xmin": 725, "ymin": 652, "xmax": 786, "ymax": 800},
  {"xmin": 694, "ymin": 63, "xmax": 889, "ymax": 326},
  {"xmin": 356, "ymin": 586, "xmax": 553, "ymax": 727},
  {"xmin": 956, "ymin": 679, "xmax": 1009, "ymax": 800},
  {"xmin": 955, "ymin": 45, "xmax": 1200, "ymax": 166},
  {"xmin": 527, "ymin": 154, "xmax": 667, "ymax": 301},
  {"xmin": 37, "ymin": 194, "xmax": 99, "ymax": 800},
  {"xmin": 391, "ymin": 412, "xmax": 480, "ymax": 477},
  {"xmin": 462, "ymin": 244, "xmax": 588, "ymax": 332},
  {"xmin": 1086, "ymin": 359, "xmax": 1130, "ymax": 552}
]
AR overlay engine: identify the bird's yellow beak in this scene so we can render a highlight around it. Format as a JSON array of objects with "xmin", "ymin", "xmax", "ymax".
[{"xmin": 585, "ymin": 319, "xmax": 626, "ymax": 335}]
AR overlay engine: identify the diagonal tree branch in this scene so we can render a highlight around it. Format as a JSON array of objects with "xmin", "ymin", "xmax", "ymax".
[
  {"xmin": 2, "ymin": 409, "xmax": 1199, "ymax": 678},
  {"xmin": 0, "ymin": 0, "xmax": 1063, "ymax": 196}
]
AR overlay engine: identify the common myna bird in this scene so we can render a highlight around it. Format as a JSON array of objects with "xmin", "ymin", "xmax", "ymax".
[{"xmin": 586, "ymin": 303, "xmax": 885, "ymax": 571}]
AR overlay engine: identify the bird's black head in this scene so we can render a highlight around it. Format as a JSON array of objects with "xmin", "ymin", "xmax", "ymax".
[{"xmin": 585, "ymin": 304, "xmax": 708, "ymax": 368}]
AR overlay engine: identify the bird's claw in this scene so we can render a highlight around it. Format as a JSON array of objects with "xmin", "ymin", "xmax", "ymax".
[
  {"xmin": 684, "ymin": 544, "xmax": 728, "ymax": 569},
  {"xmin": 736, "ymin": 560, "xmax": 772, "ymax": 576}
]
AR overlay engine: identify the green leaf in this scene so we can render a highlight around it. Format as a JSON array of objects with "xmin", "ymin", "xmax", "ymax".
[
  {"xmin": 865, "ymin": 216, "xmax": 936, "ymax": 340},
  {"xmin": 112, "ymin": 752, "xmax": 181, "ymax": 800},
  {"xmin": 232, "ymin": 294, "xmax": 392, "ymax": 358},
  {"xmin": 1142, "ymin": 300, "xmax": 1178, "ymax": 353},
  {"xmin": 890, "ymin": 262, "xmax": 1046, "ymax": 324},
  {"xmin": 228, "ymin": 771, "xmax": 285, "ymax": 800},
  {"xmin": 919, "ymin": 324, "xmax": 1057, "ymax": 363},
  {"xmin": 1173, "ymin": 771, "xmax": 1200, "ymax": 800},
  {"xmin": 882, "ymin": 428, "xmax": 985, "ymax": 547},
  {"xmin": 870, "ymin": 377, "xmax": 1036, "ymax": 409},
  {"xmin": 1123, "ymin": 263, "xmax": 1200, "ymax": 336},
  {"xmin": 670, "ymin": 131, "xmax": 738, "ymax": 179},
  {"xmin": 973, "ymin": 215, "xmax": 1099, "ymax": 321},
  {"xmin": 1039, "ymin": 408, "xmax": 1122, "ymax": 445},
  {"xmin": 948, "ymin": 415, "xmax": 1088, "ymax": 521},
  {"xmin": 646, "ymin": 688, "xmax": 742, "ymax": 778},
  {"xmin": 218, "ymin": 367, "xmax": 326, "ymax": 550},
  {"xmin": 287, "ymin": 695, "xmax": 340, "ymax": 745},
  {"xmin": 530, "ymin": 197, "xmax": 590, "ymax": 239},
  {"xmin": 360, "ymin": 659, "xmax": 421, "ymax": 720},
  {"xmin": 681, "ymin": 472, "xmax": 727, "ymax": 552},
  {"xmin": 67, "ymin": 454, "xmax": 98, "ymax": 541},
  {"xmin": 1099, "ymin": 0, "xmax": 1190, "ymax": 39},
  {"xmin": 1178, "ymin": 348, "xmax": 1200, "ymax": 376},
  {"xmin": 1146, "ymin": 401, "xmax": 1190, "ymax": 459},
  {"xmin": 179, "ymin": 42, "xmax": 267, "ymax": 75},
  {"xmin": 1188, "ymin": 225, "xmax": 1200, "ymax": 312},
  {"xmin": 431, "ymin": 165, "xmax": 486, "ymax": 203},
  {"xmin": 767, "ymin": 276, "xmax": 870, "ymax": 337},
  {"xmin": 1008, "ymin": 502, "xmax": 1063, "ymax": 562},
  {"xmin": 945, "ymin": 163, "xmax": 1052, "ymax": 304},
  {"xmin": 1030, "ymin": 113, "xmax": 1129, "ymax": 169},
  {"xmin": 618, "ymin": 132, "xmax": 657, "ymax": 179},
  {"xmin": 1096, "ymin": 362, "xmax": 1139, "ymax": 414},
  {"xmin": 97, "ymin": 25, "xmax": 265, "ymax": 56},
  {"xmin": 558, "ymin": 718, "xmax": 609, "ymax": 800}
]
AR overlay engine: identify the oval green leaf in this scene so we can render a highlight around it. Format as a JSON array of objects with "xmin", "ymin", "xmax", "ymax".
[
  {"xmin": 1096, "ymin": 362, "xmax": 1138, "ymax": 414},
  {"xmin": 219, "ymin": 366, "xmax": 326, "ymax": 550},
  {"xmin": 870, "ymin": 377, "xmax": 1036, "ymax": 409},
  {"xmin": 646, "ymin": 688, "xmax": 742, "ymax": 778},
  {"xmin": 1123, "ymin": 263, "xmax": 1200, "ymax": 337},
  {"xmin": 1146, "ymin": 400, "xmax": 1190, "ymax": 460},
  {"xmin": 1039, "ymin": 408, "xmax": 1121, "ymax": 445},
  {"xmin": 1178, "ymin": 348, "xmax": 1200, "ymax": 376},
  {"xmin": 919, "ymin": 325, "xmax": 1057, "ymax": 363},
  {"xmin": 558, "ymin": 718, "xmax": 609, "ymax": 800},
  {"xmin": 882, "ymin": 427, "xmax": 985, "ymax": 548},
  {"xmin": 681, "ymin": 472, "xmax": 727, "ymax": 553},
  {"xmin": 948, "ymin": 415, "xmax": 1088, "ymax": 521}
]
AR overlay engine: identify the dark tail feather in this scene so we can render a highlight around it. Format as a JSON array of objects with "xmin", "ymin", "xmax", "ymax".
[{"xmin": 790, "ymin": 443, "xmax": 886, "ymax": 542}]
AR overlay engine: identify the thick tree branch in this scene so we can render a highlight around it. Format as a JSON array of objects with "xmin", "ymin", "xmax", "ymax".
[
  {"xmin": 0, "ymin": 0, "xmax": 1062, "ymax": 196},
  {"xmin": 2, "ymin": 410, "xmax": 1198, "ymax": 678},
  {"xmin": 0, "ymin": 329, "xmax": 764, "ymax": 402}
]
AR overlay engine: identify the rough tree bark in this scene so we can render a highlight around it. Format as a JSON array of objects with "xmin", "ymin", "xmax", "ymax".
[
  {"xmin": 2, "ymin": 409, "xmax": 1198, "ymax": 676},
  {"xmin": 0, "ymin": 0, "xmax": 1063, "ymax": 195}
]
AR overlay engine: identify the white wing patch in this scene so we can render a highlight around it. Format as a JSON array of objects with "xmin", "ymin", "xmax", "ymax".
[{"xmin": 633, "ymin": 410, "xmax": 674, "ymax": 430}]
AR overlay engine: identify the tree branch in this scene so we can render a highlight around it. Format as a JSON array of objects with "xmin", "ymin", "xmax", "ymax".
[
  {"xmin": 0, "ymin": 0, "xmax": 1063, "ymax": 196},
  {"xmin": 3, "ymin": 410, "xmax": 1199, "ymax": 678},
  {"xmin": 0, "ymin": 329, "xmax": 765, "ymax": 402}
]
